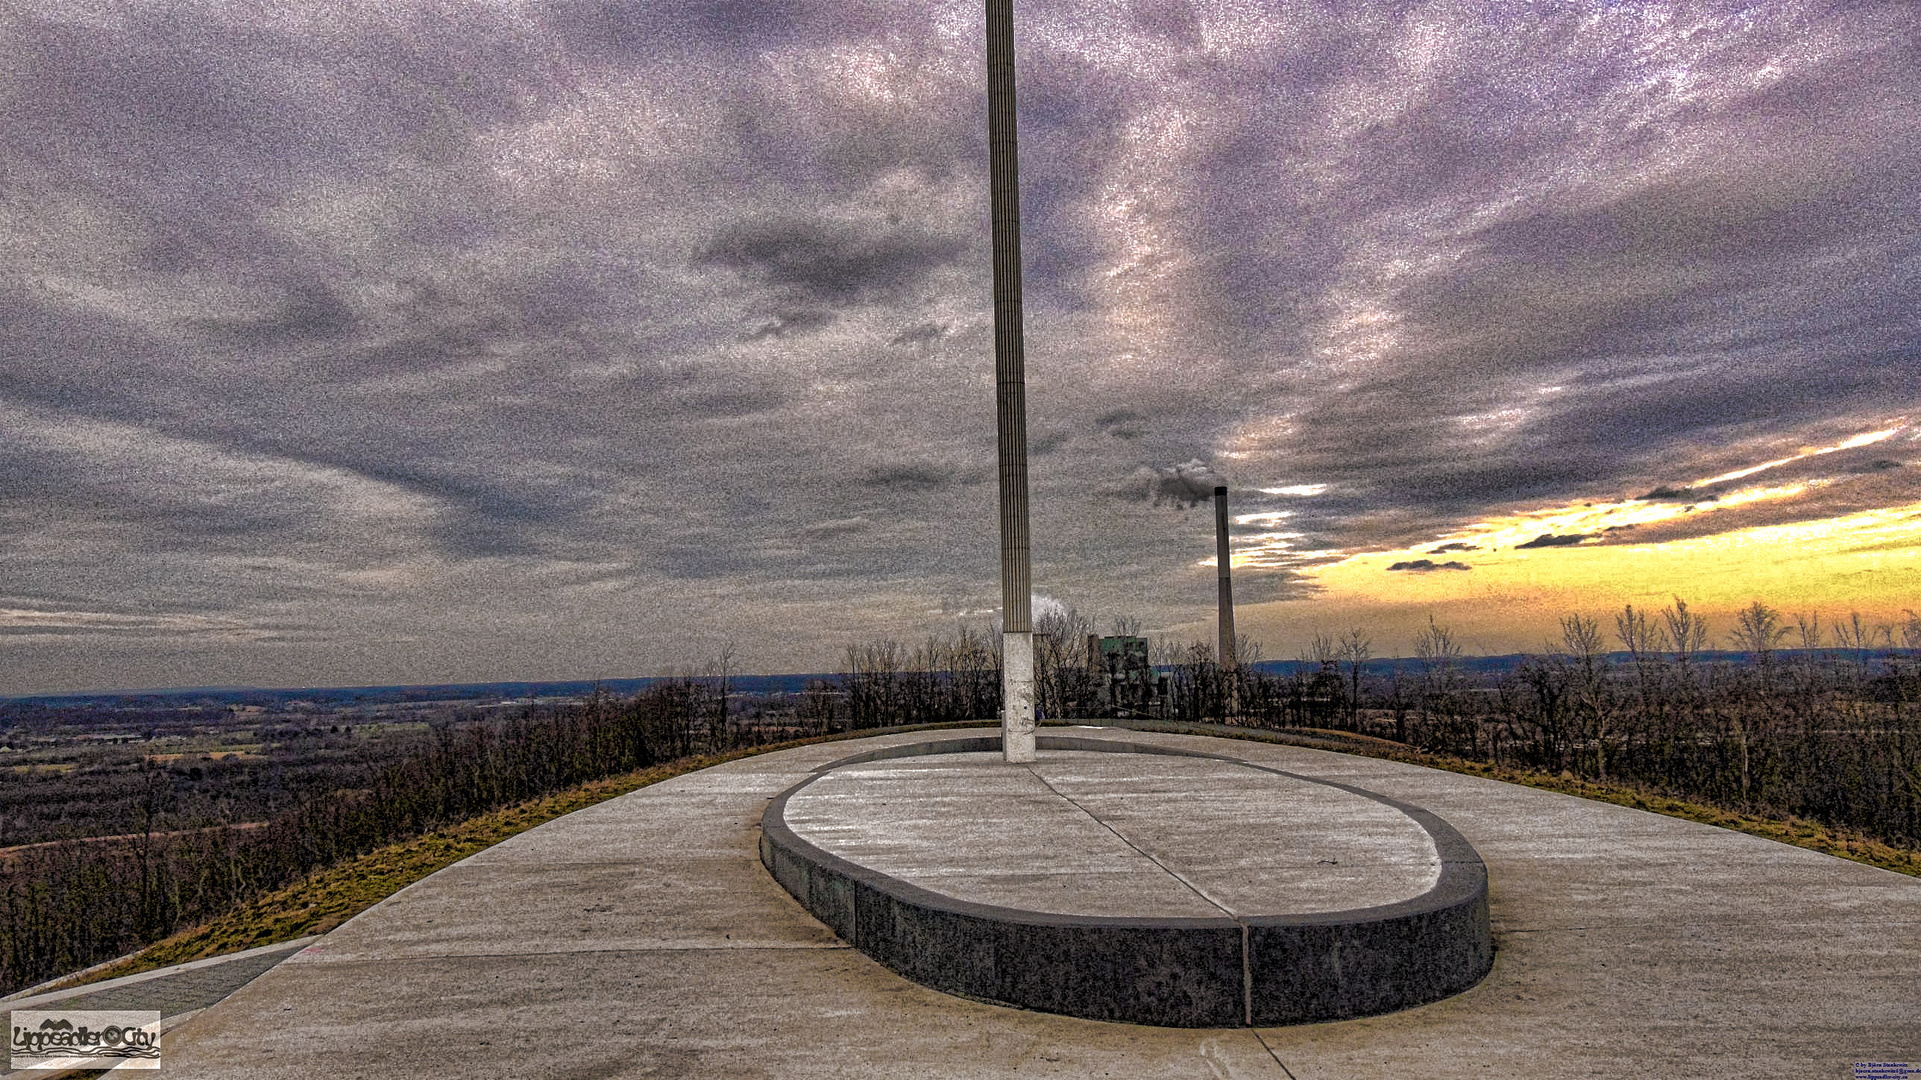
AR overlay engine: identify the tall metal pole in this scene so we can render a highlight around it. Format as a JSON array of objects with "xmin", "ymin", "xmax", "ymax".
[
  {"xmin": 987, "ymin": 0, "xmax": 1034, "ymax": 762},
  {"xmin": 1214, "ymin": 485, "xmax": 1236, "ymax": 670}
]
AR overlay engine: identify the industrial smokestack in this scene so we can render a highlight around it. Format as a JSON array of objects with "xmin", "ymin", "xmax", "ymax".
[
  {"xmin": 1214, "ymin": 485, "xmax": 1236, "ymax": 670},
  {"xmin": 986, "ymin": 0, "xmax": 1034, "ymax": 762}
]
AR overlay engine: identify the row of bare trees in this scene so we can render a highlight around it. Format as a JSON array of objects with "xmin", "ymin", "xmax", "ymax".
[
  {"xmin": 830, "ymin": 606, "xmax": 1158, "ymax": 729},
  {"xmin": 828, "ymin": 599, "xmax": 1921, "ymax": 851},
  {"xmin": 837, "ymin": 625, "xmax": 1000, "ymax": 730},
  {"xmin": 1302, "ymin": 601, "xmax": 1921, "ymax": 848}
]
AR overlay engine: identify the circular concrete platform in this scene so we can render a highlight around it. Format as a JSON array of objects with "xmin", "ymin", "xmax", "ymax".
[{"xmin": 759, "ymin": 734, "xmax": 1493, "ymax": 1026}]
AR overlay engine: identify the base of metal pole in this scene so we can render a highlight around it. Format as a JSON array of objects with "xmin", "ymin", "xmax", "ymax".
[{"xmin": 1002, "ymin": 630, "xmax": 1036, "ymax": 762}]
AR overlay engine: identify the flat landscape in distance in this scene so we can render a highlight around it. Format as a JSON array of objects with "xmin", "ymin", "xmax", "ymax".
[{"xmin": 0, "ymin": 675, "xmax": 841, "ymax": 847}]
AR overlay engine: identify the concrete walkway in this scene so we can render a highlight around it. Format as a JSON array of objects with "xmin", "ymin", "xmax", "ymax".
[{"xmin": 159, "ymin": 728, "xmax": 1920, "ymax": 1078}]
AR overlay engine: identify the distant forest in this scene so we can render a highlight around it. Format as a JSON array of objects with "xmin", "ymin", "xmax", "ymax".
[{"xmin": 1, "ymin": 596, "xmax": 1917, "ymax": 994}]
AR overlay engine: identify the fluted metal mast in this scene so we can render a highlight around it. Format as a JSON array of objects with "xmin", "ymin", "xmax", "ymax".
[{"xmin": 986, "ymin": 0, "xmax": 1034, "ymax": 762}]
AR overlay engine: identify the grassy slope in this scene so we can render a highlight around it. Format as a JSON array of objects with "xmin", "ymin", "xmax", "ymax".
[{"xmin": 41, "ymin": 718, "xmax": 1918, "ymax": 995}]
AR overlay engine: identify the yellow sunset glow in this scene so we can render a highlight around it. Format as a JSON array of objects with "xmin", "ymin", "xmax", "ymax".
[
  {"xmin": 1313, "ymin": 503, "xmax": 1921, "ymax": 608},
  {"xmin": 1230, "ymin": 424, "xmax": 1921, "ymax": 655}
]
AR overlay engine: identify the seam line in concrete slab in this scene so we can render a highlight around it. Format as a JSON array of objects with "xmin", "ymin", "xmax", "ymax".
[
  {"xmin": 1250, "ymin": 1029, "xmax": 1300, "ymax": 1080},
  {"xmin": 1241, "ymin": 923, "xmax": 1253, "ymax": 1027},
  {"xmin": 1024, "ymin": 758, "xmax": 1262, "ymax": 1025},
  {"xmin": 1021, "ymin": 762, "xmax": 1242, "ymax": 921}
]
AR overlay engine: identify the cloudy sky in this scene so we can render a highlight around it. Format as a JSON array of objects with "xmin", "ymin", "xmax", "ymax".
[{"xmin": 3, "ymin": 0, "xmax": 1918, "ymax": 694}]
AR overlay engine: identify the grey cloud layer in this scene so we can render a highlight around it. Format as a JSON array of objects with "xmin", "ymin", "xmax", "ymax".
[{"xmin": 1, "ymin": 0, "xmax": 1916, "ymax": 691}]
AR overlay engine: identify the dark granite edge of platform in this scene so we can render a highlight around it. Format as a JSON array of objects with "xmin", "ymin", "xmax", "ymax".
[{"xmin": 759, "ymin": 734, "xmax": 1494, "ymax": 1028}]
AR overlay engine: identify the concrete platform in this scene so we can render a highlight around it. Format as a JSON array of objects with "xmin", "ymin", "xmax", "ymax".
[
  {"xmin": 156, "ymin": 727, "xmax": 1921, "ymax": 1078},
  {"xmin": 783, "ymin": 746, "xmax": 1441, "ymax": 916},
  {"xmin": 762, "ymin": 735, "xmax": 1491, "ymax": 1025}
]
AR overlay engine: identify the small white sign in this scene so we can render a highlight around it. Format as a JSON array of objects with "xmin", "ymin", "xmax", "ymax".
[{"xmin": 10, "ymin": 1010, "xmax": 162, "ymax": 1070}]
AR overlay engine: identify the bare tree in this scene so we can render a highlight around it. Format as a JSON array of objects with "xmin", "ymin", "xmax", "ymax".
[
  {"xmin": 1725, "ymin": 601, "xmax": 1790, "ymax": 803},
  {"xmin": 1661, "ymin": 597, "xmax": 1711, "ymax": 662},
  {"xmin": 1234, "ymin": 636, "xmax": 1264, "ymax": 665},
  {"xmin": 1414, "ymin": 615, "xmax": 1461, "ymax": 670},
  {"xmin": 1793, "ymin": 612, "xmax": 1823, "ymax": 652},
  {"xmin": 1561, "ymin": 613, "xmax": 1605, "ymax": 660},
  {"xmin": 1824, "ymin": 611, "xmax": 1884, "ymax": 734},
  {"xmin": 1307, "ymin": 631, "xmax": 1338, "ymax": 667},
  {"xmin": 1615, "ymin": 604, "xmax": 1658, "ymax": 656},
  {"xmin": 1560, "ymin": 614, "xmax": 1611, "ymax": 779},
  {"xmin": 1657, "ymin": 597, "xmax": 1712, "ymax": 763},
  {"xmin": 1833, "ymin": 611, "xmax": 1876, "ymax": 668},
  {"xmin": 1787, "ymin": 612, "xmax": 1829, "ymax": 735},
  {"xmin": 1413, "ymin": 616, "xmax": 1465, "ymax": 749},
  {"xmin": 710, "ymin": 642, "xmax": 738, "ymax": 748},
  {"xmin": 1159, "ymin": 639, "xmax": 1226, "ymax": 721},
  {"xmin": 1730, "ymin": 601, "xmax": 1789, "ymax": 670},
  {"xmin": 842, "ymin": 639, "xmax": 904, "ymax": 729},
  {"xmin": 1033, "ymin": 600, "xmax": 1095, "ymax": 719},
  {"xmin": 1338, "ymin": 628, "xmax": 1371, "ymax": 730},
  {"xmin": 1615, "ymin": 603, "xmax": 1664, "ymax": 741}
]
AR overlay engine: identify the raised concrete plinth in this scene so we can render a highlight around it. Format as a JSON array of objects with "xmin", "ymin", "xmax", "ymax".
[{"xmin": 760, "ymin": 736, "xmax": 1492, "ymax": 1026}]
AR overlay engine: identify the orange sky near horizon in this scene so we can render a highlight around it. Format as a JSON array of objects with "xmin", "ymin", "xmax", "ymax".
[{"xmin": 1220, "ymin": 424, "xmax": 1921, "ymax": 657}]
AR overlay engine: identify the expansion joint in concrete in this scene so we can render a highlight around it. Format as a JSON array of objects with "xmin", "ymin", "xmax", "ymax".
[
  {"xmin": 1021, "ymin": 763, "xmax": 1241, "ymax": 921},
  {"xmin": 1022, "ymin": 761, "xmax": 1266, "ymax": 1025},
  {"xmin": 1250, "ymin": 1029, "xmax": 1300, "ymax": 1080},
  {"xmin": 1241, "ymin": 923, "xmax": 1253, "ymax": 1028}
]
